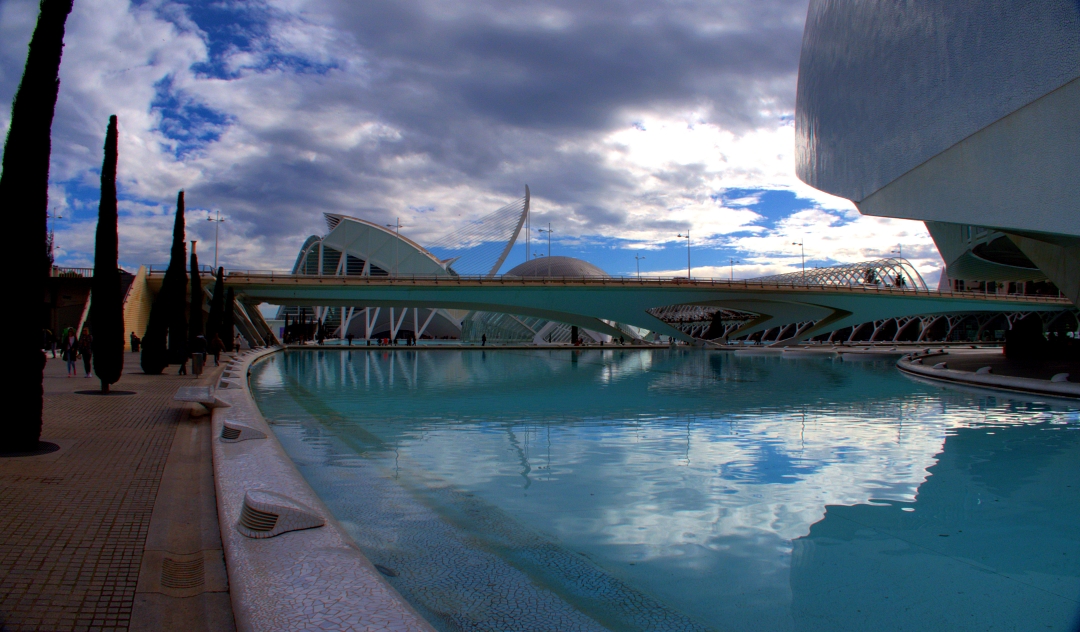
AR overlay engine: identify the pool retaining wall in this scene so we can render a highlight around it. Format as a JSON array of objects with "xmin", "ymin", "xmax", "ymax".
[
  {"xmin": 211, "ymin": 347, "xmax": 436, "ymax": 632},
  {"xmin": 897, "ymin": 354, "xmax": 1080, "ymax": 399}
]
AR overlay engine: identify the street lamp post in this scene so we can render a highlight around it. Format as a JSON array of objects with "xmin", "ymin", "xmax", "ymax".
[
  {"xmin": 207, "ymin": 210, "xmax": 225, "ymax": 270},
  {"xmin": 729, "ymin": 257, "xmax": 740, "ymax": 281},
  {"xmin": 792, "ymin": 240, "xmax": 805, "ymax": 284},
  {"xmin": 677, "ymin": 230, "xmax": 691, "ymax": 279},
  {"xmin": 386, "ymin": 218, "xmax": 401, "ymax": 276},
  {"xmin": 538, "ymin": 224, "xmax": 552, "ymax": 277},
  {"xmin": 635, "ymin": 254, "xmax": 645, "ymax": 279},
  {"xmin": 47, "ymin": 207, "xmax": 65, "ymax": 274}
]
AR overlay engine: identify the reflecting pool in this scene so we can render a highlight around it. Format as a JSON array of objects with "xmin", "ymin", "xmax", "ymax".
[{"xmin": 249, "ymin": 349, "xmax": 1080, "ymax": 631}]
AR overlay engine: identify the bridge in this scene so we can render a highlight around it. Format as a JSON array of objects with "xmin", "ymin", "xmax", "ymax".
[{"xmin": 150, "ymin": 270, "xmax": 1072, "ymax": 345}]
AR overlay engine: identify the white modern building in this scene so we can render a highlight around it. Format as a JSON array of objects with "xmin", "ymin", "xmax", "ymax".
[
  {"xmin": 276, "ymin": 191, "xmax": 531, "ymax": 340},
  {"xmin": 795, "ymin": 1, "xmax": 1080, "ymax": 305}
]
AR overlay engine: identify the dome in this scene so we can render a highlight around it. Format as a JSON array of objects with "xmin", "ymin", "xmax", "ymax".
[{"xmin": 504, "ymin": 256, "xmax": 608, "ymax": 278}]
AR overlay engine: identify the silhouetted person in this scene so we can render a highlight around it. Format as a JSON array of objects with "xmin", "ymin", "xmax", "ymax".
[
  {"xmin": 130, "ymin": 331, "xmax": 140, "ymax": 353},
  {"xmin": 209, "ymin": 334, "xmax": 224, "ymax": 366},
  {"xmin": 79, "ymin": 326, "xmax": 93, "ymax": 378},
  {"xmin": 482, "ymin": 334, "xmax": 487, "ymax": 346},
  {"xmin": 62, "ymin": 328, "xmax": 78, "ymax": 377}
]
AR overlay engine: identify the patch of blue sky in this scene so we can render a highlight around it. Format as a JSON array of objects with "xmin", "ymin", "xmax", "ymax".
[
  {"xmin": 49, "ymin": 178, "xmax": 104, "ymax": 221},
  {"xmin": 717, "ymin": 188, "xmax": 823, "ymax": 228},
  {"xmin": 151, "ymin": 76, "xmax": 230, "ymax": 159},
  {"xmin": 497, "ymin": 188, "xmax": 844, "ymax": 277},
  {"xmin": 500, "ymin": 237, "xmax": 751, "ymax": 280},
  {"xmin": 157, "ymin": 0, "xmax": 338, "ymax": 79}
]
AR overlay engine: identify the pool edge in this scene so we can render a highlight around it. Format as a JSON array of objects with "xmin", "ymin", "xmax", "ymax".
[{"xmin": 212, "ymin": 346, "xmax": 437, "ymax": 632}]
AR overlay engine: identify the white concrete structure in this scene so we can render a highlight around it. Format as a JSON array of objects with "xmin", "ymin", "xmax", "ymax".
[
  {"xmin": 278, "ymin": 192, "xmax": 531, "ymax": 340},
  {"xmin": 795, "ymin": 1, "xmax": 1080, "ymax": 304},
  {"xmin": 462, "ymin": 256, "xmax": 637, "ymax": 344},
  {"xmin": 282, "ymin": 214, "xmax": 464, "ymax": 340}
]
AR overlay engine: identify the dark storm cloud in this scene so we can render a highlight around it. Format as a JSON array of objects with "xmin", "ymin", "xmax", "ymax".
[
  {"xmin": 328, "ymin": 0, "xmax": 805, "ymax": 131},
  {"xmin": 3, "ymin": 0, "xmax": 840, "ymax": 270},
  {"xmin": 182, "ymin": 0, "xmax": 809, "ymax": 228}
]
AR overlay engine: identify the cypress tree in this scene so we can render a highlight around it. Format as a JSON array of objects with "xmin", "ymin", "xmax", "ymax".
[
  {"xmin": 223, "ymin": 287, "xmax": 236, "ymax": 351},
  {"xmin": 90, "ymin": 116, "xmax": 123, "ymax": 393},
  {"xmin": 140, "ymin": 193, "xmax": 186, "ymax": 374},
  {"xmin": 189, "ymin": 245, "xmax": 203, "ymax": 348},
  {"xmin": 0, "ymin": 0, "xmax": 75, "ymax": 451},
  {"xmin": 164, "ymin": 192, "xmax": 187, "ymax": 364},
  {"xmin": 139, "ymin": 288, "xmax": 169, "ymax": 374},
  {"xmin": 206, "ymin": 267, "xmax": 224, "ymax": 343}
]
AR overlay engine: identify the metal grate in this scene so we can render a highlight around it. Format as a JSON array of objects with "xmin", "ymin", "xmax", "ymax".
[
  {"xmin": 221, "ymin": 426, "xmax": 241, "ymax": 440},
  {"xmin": 161, "ymin": 557, "xmax": 205, "ymax": 590},
  {"xmin": 239, "ymin": 503, "xmax": 279, "ymax": 532}
]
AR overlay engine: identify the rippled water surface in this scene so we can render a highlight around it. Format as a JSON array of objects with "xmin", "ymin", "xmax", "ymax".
[{"xmin": 250, "ymin": 348, "xmax": 1080, "ymax": 631}]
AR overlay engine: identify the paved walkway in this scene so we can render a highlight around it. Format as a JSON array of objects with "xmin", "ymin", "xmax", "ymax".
[{"xmin": 0, "ymin": 352, "xmax": 229, "ymax": 631}]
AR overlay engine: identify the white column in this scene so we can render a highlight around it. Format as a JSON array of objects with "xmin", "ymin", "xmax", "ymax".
[{"xmin": 417, "ymin": 309, "xmax": 437, "ymax": 339}]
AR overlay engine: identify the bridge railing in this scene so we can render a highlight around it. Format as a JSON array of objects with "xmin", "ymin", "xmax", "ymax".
[
  {"xmin": 141, "ymin": 268, "xmax": 1072, "ymax": 304},
  {"xmin": 51, "ymin": 266, "xmax": 96, "ymax": 278}
]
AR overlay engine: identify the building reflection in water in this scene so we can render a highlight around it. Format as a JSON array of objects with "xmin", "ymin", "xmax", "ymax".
[{"xmin": 252, "ymin": 349, "xmax": 1080, "ymax": 631}]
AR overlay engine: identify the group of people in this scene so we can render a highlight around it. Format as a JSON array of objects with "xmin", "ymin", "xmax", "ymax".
[
  {"xmin": 43, "ymin": 327, "xmax": 94, "ymax": 378},
  {"xmin": 45, "ymin": 326, "xmax": 244, "ymax": 378},
  {"xmin": 340, "ymin": 333, "xmax": 417, "ymax": 346}
]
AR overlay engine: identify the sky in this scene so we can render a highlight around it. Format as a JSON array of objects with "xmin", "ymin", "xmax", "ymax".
[{"xmin": 0, "ymin": 0, "xmax": 943, "ymax": 284}]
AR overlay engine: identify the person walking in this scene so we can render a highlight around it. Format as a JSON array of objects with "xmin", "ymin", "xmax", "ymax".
[
  {"xmin": 482, "ymin": 334, "xmax": 487, "ymax": 347},
  {"xmin": 62, "ymin": 328, "xmax": 78, "ymax": 377},
  {"xmin": 130, "ymin": 331, "xmax": 141, "ymax": 352},
  {"xmin": 79, "ymin": 326, "xmax": 94, "ymax": 378}
]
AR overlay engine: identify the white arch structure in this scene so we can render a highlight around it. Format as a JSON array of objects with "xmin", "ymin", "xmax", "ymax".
[{"xmin": 278, "ymin": 190, "xmax": 531, "ymax": 340}]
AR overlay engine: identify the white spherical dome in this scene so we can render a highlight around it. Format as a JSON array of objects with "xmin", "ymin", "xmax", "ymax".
[{"xmin": 504, "ymin": 256, "xmax": 609, "ymax": 278}]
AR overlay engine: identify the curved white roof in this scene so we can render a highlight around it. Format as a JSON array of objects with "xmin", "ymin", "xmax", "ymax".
[{"xmin": 321, "ymin": 214, "xmax": 454, "ymax": 276}]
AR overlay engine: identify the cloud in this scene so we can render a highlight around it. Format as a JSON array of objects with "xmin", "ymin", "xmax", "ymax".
[{"xmin": 1, "ymin": 0, "xmax": 939, "ymax": 281}]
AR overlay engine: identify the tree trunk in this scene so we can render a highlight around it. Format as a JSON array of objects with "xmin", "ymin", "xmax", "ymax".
[
  {"xmin": 189, "ymin": 246, "xmax": 203, "ymax": 346},
  {"xmin": 90, "ymin": 116, "xmax": 123, "ymax": 392},
  {"xmin": 223, "ymin": 287, "xmax": 236, "ymax": 351},
  {"xmin": 0, "ymin": 0, "xmax": 74, "ymax": 451},
  {"xmin": 206, "ymin": 266, "xmax": 224, "ymax": 342}
]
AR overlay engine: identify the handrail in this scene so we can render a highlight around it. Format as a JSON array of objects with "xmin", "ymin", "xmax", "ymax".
[
  {"xmin": 51, "ymin": 266, "xmax": 96, "ymax": 277},
  {"xmin": 140, "ymin": 268, "xmax": 1074, "ymax": 304}
]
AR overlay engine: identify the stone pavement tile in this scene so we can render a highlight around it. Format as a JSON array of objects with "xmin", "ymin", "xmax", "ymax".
[{"xmin": 0, "ymin": 353, "xmax": 224, "ymax": 631}]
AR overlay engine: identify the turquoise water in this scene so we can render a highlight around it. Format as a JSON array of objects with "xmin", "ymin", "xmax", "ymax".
[{"xmin": 250, "ymin": 349, "xmax": 1080, "ymax": 631}]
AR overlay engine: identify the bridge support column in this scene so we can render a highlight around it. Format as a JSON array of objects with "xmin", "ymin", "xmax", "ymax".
[{"xmin": 365, "ymin": 307, "xmax": 381, "ymax": 340}]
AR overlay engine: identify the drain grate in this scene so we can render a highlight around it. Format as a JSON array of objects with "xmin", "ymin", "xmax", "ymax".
[
  {"xmin": 161, "ymin": 557, "xmax": 205, "ymax": 590},
  {"xmin": 219, "ymin": 421, "xmax": 267, "ymax": 443},
  {"xmin": 239, "ymin": 503, "xmax": 279, "ymax": 533},
  {"xmin": 235, "ymin": 490, "xmax": 325, "ymax": 538}
]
